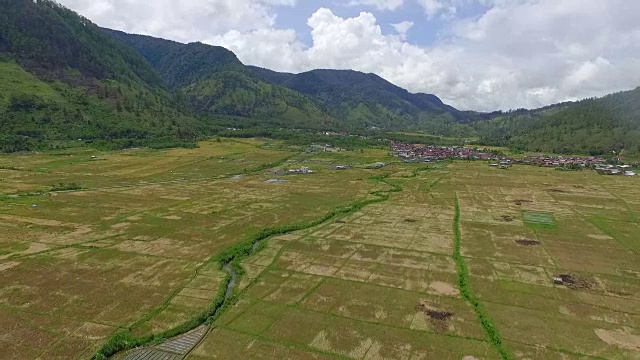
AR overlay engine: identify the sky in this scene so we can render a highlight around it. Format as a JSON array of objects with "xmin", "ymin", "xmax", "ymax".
[{"xmin": 57, "ymin": 0, "xmax": 640, "ymax": 112}]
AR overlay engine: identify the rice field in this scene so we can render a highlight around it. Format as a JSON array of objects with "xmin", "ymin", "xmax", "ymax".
[{"xmin": 1, "ymin": 143, "xmax": 639, "ymax": 359}]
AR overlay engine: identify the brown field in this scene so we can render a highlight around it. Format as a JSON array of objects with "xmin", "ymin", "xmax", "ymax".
[
  {"xmin": 193, "ymin": 161, "xmax": 640, "ymax": 360},
  {"xmin": 0, "ymin": 139, "xmax": 386, "ymax": 359},
  {"xmin": 1, "ymin": 143, "xmax": 640, "ymax": 359}
]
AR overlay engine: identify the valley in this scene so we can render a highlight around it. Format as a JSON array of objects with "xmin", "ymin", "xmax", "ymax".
[{"xmin": 1, "ymin": 141, "xmax": 639, "ymax": 359}]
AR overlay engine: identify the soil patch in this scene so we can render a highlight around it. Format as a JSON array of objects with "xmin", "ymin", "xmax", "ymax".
[
  {"xmin": 594, "ymin": 329, "xmax": 640, "ymax": 350},
  {"xmin": 553, "ymin": 274, "xmax": 591, "ymax": 290},
  {"xmin": 404, "ymin": 218, "xmax": 418, "ymax": 223},
  {"xmin": 0, "ymin": 261, "xmax": 20, "ymax": 272},
  {"xmin": 429, "ymin": 281, "xmax": 460, "ymax": 296},
  {"xmin": 415, "ymin": 300, "xmax": 453, "ymax": 320},
  {"xmin": 335, "ymin": 220, "xmax": 346, "ymax": 224},
  {"xmin": 427, "ymin": 310, "xmax": 453, "ymax": 320},
  {"xmin": 500, "ymin": 215, "xmax": 515, "ymax": 222},
  {"xmin": 516, "ymin": 239, "xmax": 540, "ymax": 246},
  {"xmin": 513, "ymin": 199, "xmax": 533, "ymax": 205},
  {"xmin": 548, "ymin": 188, "xmax": 568, "ymax": 193}
]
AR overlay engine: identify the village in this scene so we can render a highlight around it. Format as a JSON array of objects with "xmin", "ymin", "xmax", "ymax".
[{"xmin": 390, "ymin": 141, "xmax": 637, "ymax": 175}]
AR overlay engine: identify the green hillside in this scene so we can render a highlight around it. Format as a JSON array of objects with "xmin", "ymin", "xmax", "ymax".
[
  {"xmin": 249, "ymin": 67, "xmax": 486, "ymax": 130},
  {"xmin": 0, "ymin": 0, "xmax": 208, "ymax": 152},
  {"xmin": 473, "ymin": 87, "xmax": 640, "ymax": 155},
  {"xmin": 104, "ymin": 29, "xmax": 333, "ymax": 128}
]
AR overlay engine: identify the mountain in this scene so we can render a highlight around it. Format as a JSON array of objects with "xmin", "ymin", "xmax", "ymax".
[
  {"xmin": 472, "ymin": 87, "xmax": 640, "ymax": 155},
  {"xmin": 249, "ymin": 66, "xmax": 481, "ymax": 129},
  {"xmin": 0, "ymin": 0, "xmax": 207, "ymax": 152},
  {"xmin": 104, "ymin": 29, "xmax": 476, "ymax": 131},
  {"xmin": 103, "ymin": 29, "xmax": 334, "ymax": 129},
  {"xmin": 2, "ymin": 1, "xmax": 638, "ymax": 156}
]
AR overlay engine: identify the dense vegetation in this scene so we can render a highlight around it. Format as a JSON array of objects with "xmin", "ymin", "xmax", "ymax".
[
  {"xmin": 0, "ymin": 0, "xmax": 211, "ymax": 152},
  {"xmin": 104, "ymin": 29, "xmax": 332, "ymax": 126},
  {"xmin": 249, "ymin": 67, "xmax": 497, "ymax": 129},
  {"xmin": 472, "ymin": 87, "xmax": 640, "ymax": 155}
]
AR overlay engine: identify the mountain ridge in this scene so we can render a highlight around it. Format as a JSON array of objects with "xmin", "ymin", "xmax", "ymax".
[{"xmin": 104, "ymin": 28, "xmax": 473, "ymax": 130}]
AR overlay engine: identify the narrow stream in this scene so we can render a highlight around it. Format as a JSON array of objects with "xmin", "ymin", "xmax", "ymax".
[
  {"xmin": 222, "ymin": 263, "xmax": 237, "ymax": 300},
  {"xmin": 221, "ymin": 238, "xmax": 265, "ymax": 300}
]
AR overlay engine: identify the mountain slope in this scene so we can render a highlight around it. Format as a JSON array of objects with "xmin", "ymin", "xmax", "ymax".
[
  {"xmin": 0, "ymin": 0, "xmax": 206, "ymax": 152},
  {"xmin": 104, "ymin": 29, "xmax": 474, "ymax": 131},
  {"xmin": 473, "ymin": 87, "xmax": 640, "ymax": 155},
  {"xmin": 104, "ymin": 29, "xmax": 334, "ymax": 128},
  {"xmin": 249, "ymin": 66, "xmax": 485, "ymax": 129}
]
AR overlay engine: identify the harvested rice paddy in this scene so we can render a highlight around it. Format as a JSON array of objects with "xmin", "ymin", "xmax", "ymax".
[{"xmin": 1, "ymin": 142, "xmax": 639, "ymax": 359}]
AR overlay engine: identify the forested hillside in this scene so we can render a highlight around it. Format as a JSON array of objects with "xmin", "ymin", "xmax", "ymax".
[
  {"xmin": 473, "ymin": 87, "xmax": 640, "ymax": 155},
  {"xmin": 0, "ymin": 0, "xmax": 208, "ymax": 152},
  {"xmin": 249, "ymin": 67, "xmax": 487, "ymax": 129},
  {"xmin": 104, "ymin": 29, "xmax": 334, "ymax": 128},
  {"xmin": 106, "ymin": 29, "xmax": 477, "ymax": 131}
]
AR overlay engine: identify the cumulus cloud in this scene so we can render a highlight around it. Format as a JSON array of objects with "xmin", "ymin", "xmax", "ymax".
[
  {"xmin": 392, "ymin": 20, "xmax": 414, "ymax": 40},
  {"xmin": 56, "ymin": 0, "xmax": 294, "ymax": 43},
  {"xmin": 416, "ymin": 0, "xmax": 457, "ymax": 19},
  {"xmin": 347, "ymin": 0, "xmax": 405, "ymax": 11},
  {"xmin": 59, "ymin": 0, "xmax": 640, "ymax": 111}
]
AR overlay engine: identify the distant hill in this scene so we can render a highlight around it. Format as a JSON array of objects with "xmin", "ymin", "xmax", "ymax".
[
  {"xmin": 473, "ymin": 87, "xmax": 640, "ymax": 155},
  {"xmin": 0, "ymin": 0, "xmax": 206, "ymax": 152},
  {"xmin": 104, "ymin": 29, "xmax": 334, "ymax": 129},
  {"xmin": 104, "ymin": 29, "xmax": 475, "ymax": 131},
  {"xmin": 249, "ymin": 66, "xmax": 483, "ymax": 129}
]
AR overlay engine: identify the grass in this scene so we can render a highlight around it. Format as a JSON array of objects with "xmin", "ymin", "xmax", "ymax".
[{"xmin": 523, "ymin": 210, "xmax": 556, "ymax": 227}]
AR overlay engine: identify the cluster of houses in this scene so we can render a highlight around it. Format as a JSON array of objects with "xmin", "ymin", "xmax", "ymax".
[
  {"xmin": 390, "ymin": 142, "xmax": 637, "ymax": 176},
  {"xmin": 512, "ymin": 155, "xmax": 606, "ymax": 167},
  {"xmin": 594, "ymin": 164, "xmax": 636, "ymax": 176},
  {"xmin": 390, "ymin": 142, "xmax": 499, "ymax": 162}
]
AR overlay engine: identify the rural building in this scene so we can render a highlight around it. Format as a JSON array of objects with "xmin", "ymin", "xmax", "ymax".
[{"xmin": 287, "ymin": 166, "xmax": 315, "ymax": 174}]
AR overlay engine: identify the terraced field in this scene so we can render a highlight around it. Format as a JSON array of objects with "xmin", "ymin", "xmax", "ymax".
[{"xmin": 1, "ymin": 143, "xmax": 639, "ymax": 359}]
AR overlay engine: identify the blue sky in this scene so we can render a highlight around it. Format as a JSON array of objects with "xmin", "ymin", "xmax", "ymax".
[
  {"xmin": 57, "ymin": 0, "xmax": 640, "ymax": 111},
  {"xmin": 274, "ymin": 1, "xmax": 437, "ymax": 46}
]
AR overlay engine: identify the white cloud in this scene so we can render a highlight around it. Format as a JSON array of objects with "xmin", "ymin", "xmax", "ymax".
[
  {"xmin": 392, "ymin": 20, "xmax": 414, "ymax": 40},
  {"xmin": 416, "ymin": 0, "xmax": 457, "ymax": 19},
  {"xmin": 347, "ymin": 0, "xmax": 405, "ymax": 11},
  {"xmin": 59, "ymin": 0, "xmax": 640, "ymax": 111},
  {"xmin": 56, "ymin": 0, "xmax": 294, "ymax": 43}
]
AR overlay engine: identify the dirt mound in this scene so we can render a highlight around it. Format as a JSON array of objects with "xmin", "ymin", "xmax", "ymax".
[
  {"xmin": 500, "ymin": 215, "xmax": 515, "ymax": 222},
  {"xmin": 427, "ymin": 310, "xmax": 453, "ymax": 320},
  {"xmin": 416, "ymin": 301, "xmax": 453, "ymax": 320},
  {"xmin": 513, "ymin": 199, "xmax": 533, "ymax": 205},
  {"xmin": 554, "ymin": 274, "xmax": 591, "ymax": 290},
  {"xmin": 516, "ymin": 239, "xmax": 540, "ymax": 246}
]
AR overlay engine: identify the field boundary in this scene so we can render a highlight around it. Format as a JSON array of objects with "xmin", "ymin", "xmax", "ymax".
[{"xmin": 453, "ymin": 195, "xmax": 512, "ymax": 360}]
